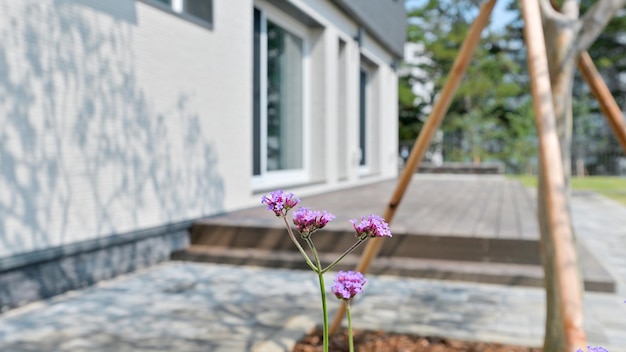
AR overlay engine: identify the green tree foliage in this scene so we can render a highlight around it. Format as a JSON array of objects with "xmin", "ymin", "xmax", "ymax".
[
  {"xmin": 505, "ymin": 0, "xmax": 626, "ymax": 175},
  {"xmin": 400, "ymin": 0, "xmax": 537, "ymax": 173},
  {"xmin": 588, "ymin": 7, "xmax": 626, "ymax": 106},
  {"xmin": 398, "ymin": 74, "xmax": 425, "ymax": 142},
  {"xmin": 572, "ymin": 2, "xmax": 626, "ymax": 175}
]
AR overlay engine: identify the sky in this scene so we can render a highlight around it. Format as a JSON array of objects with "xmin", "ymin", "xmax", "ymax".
[{"xmin": 405, "ymin": 0, "xmax": 517, "ymax": 32}]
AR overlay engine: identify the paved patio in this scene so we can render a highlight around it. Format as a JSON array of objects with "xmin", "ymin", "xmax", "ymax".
[
  {"xmin": 0, "ymin": 261, "xmax": 623, "ymax": 352},
  {"xmin": 0, "ymin": 175, "xmax": 624, "ymax": 351}
]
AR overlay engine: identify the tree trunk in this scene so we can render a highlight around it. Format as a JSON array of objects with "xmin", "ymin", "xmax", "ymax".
[
  {"xmin": 539, "ymin": 4, "xmax": 587, "ymax": 351},
  {"xmin": 543, "ymin": 15, "xmax": 576, "ymax": 191},
  {"xmin": 529, "ymin": 1, "xmax": 625, "ymax": 347}
]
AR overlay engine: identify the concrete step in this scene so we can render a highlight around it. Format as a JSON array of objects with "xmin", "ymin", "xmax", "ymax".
[
  {"xmin": 189, "ymin": 222, "xmax": 542, "ymax": 265},
  {"xmin": 171, "ymin": 245, "xmax": 616, "ymax": 293}
]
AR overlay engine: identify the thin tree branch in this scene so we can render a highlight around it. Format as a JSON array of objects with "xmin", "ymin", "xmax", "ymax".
[
  {"xmin": 560, "ymin": 0, "xmax": 580, "ymax": 18},
  {"xmin": 576, "ymin": 0, "xmax": 626, "ymax": 52},
  {"xmin": 539, "ymin": 0, "xmax": 569, "ymax": 22}
]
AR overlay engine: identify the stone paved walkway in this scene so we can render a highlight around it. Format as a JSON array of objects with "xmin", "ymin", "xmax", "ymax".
[
  {"xmin": 0, "ymin": 260, "xmax": 623, "ymax": 352},
  {"xmin": 0, "ymin": 184, "xmax": 624, "ymax": 351},
  {"xmin": 0, "ymin": 262, "xmax": 626, "ymax": 352}
]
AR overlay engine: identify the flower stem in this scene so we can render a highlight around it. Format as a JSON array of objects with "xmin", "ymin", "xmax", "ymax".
[
  {"xmin": 317, "ymin": 271, "xmax": 329, "ymax": 352},
  {"xmin": 321, "ymin": 238, "xmax": 366, "ymax": 274},
  {"xmin": 346, "ymin": 301, "xmax": 354, "ymax": 352},
  {"xmin": 306, "ymin": 238, "xmax": 329, "ymax": 352},
  {"xmin": 282, "ymin": 216, "xmax": 317, "ymax": 271}
]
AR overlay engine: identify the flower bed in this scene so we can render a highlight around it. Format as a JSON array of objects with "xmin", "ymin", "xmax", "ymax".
[{"xmin": 293, "ymin": 328, "xmax": 541, "ymax": 352}]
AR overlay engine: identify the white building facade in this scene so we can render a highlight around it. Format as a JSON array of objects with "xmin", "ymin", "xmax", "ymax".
[{"xmin": 0, "ymin": 0, "xmax": 405, "ymax": 308}]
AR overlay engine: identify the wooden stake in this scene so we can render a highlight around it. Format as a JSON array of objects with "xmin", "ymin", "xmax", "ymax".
[
  {"xmin": 578, "ymin": 51, "xmax": 626, "ymax": 154},
  {"xmin": 520, "ymin": 0, "xmax": 586, "ymax": 350},
  {"xmin": 329, "ymin": 0, "xmax": 497, "ymax": 334}
]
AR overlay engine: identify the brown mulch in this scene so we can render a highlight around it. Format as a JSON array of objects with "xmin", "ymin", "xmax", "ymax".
[{"xmin": 293, "ymin": 328, "xmax": 542, "ymax": 352}]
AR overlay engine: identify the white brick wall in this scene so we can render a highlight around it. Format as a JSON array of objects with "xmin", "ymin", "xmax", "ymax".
[{"xmin": 0, "ymin": 0, "xmax": 400, "ymax": 258}]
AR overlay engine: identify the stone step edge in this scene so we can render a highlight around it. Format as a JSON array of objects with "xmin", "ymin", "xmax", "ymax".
[
  {"xmin": 171, "ymin": 246, "xmax": 615, "ymax": 293},
  {"xmin": 190, "ymin": 224, "xmax": 542, "ymax": 265}
]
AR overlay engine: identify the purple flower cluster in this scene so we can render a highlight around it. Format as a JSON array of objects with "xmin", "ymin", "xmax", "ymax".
[
  {"xmin": 576, "ymin": 347, "xmax": 609, "ymax": 352},
  {"xmin": 261, "ymin": 190, "xmax": 299, "ymax": 217},
  {"xmin": 293, "ymin": 207, "xmax": 335, "ymax": 237},
  {"xmin": 331, "ymin": 271, "xmax": 367, "ymax": 300},
  {"xmin": 350, "ymin": 214, "xmax": 392, "ymax": 239}
]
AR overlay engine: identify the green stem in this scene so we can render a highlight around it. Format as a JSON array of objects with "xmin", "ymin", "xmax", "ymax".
[
  {"xmin": 322, "ymin": 238, "xmax": 367, "ymax": 274},
  {"xmin": 347, "ymin": 301, "xmax": 354, "ymax": 352},
  {"xmin": 282, "ymin": 216, "xmax": 317, "ymax": 271},
  {"xmin": 317, "ymin": 271, "xmax": 329, "ymax": 352},
  {"xmin": 306, "ymin": 238, "xmax": 329, "ymax": 352}
]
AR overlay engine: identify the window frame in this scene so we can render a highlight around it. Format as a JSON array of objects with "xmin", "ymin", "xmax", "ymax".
[
  {"xmin": 252, "ymin": 3, "xmax": 311, "ymax": 191},
  {"xmin": 140, "ymin": 0, "xmax": 213, "ymax": 30},
  {"xmin": 358, "ymin": 63, "xmax": 375, "ymax": 175}
]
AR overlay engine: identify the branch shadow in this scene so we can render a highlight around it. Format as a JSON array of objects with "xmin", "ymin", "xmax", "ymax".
[
  {"xmin": 0, "ymin": 0, "xmax": 224, "ymax": 306},
  {"xmin": 0, "ymin": 263, "xmax": 322, "ymax": 351}
]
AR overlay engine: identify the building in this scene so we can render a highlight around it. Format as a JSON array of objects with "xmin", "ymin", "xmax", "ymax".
[{"xmin": 0, "ymin": 0, "xmax": 405, "ymax": 309}]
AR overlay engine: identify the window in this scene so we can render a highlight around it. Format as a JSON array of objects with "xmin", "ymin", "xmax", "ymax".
[
  {"xmin": 337, "ymin": 39, "xmax": 348, "ymax": 180},
  {"xmin": 253, "ymin": 7, "xmax": 306, "ymax": 185},
  {"xmin": 183, "ymin": 0, "xmax": 212, "ymax": 23},
  {"xmin": 359, "ymin": 68, "xmax": 368, "ymax": 167},
  {"xmin": 146, "ymin": 0, "xmax": 213, "ymax": 27},
  {"xmin": 358, "ymin": 60, "xmax": 379, "ymax": 175}
]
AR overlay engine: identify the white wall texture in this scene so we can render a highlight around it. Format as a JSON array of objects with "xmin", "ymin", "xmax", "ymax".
[{"xmin": 0, "ymin": 0, "xmax": 399, "ymax": 258}]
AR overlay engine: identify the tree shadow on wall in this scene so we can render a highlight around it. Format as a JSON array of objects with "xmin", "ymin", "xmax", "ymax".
[{"xmin": 0, "ymin": 0, "xmax": 224, "ymax": 305}]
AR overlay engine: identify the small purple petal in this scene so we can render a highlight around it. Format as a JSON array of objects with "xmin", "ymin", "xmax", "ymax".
[
  {"xmin": 577, "ymin": 347, "xmax": 610, "ymax": 352},
  {"xmin": 350, "ymin": 214, "xmax": 392, "ymax": 239},
  {"xmin": 587, "ymin": 347, "xmax": 609, "ymax": 352},
  {"xmin": 293, "ymin": 207, "xmax": 335, "ymax": 236},
  {"xmin": 331, "ymin": 271, "xmax": 367, "ymax": 301},
  {"xmin": 261, "ymin": 190, "xmax": 300, "ymax": 217}
]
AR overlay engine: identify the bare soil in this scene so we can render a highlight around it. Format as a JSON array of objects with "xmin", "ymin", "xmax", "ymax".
[{"xmin": 293, "ymin": 328, "xmax": 542, "ymax": 352}]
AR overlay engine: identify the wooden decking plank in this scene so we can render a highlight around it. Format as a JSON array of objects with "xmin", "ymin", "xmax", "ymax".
[
  {"xmin": 418, "ymin": 180, "xmax": 471, "ymax": 235},
  {"xmin": 472, "ymin": 178, "xmax": 501, "ymax": 237},
  {"xmin": 497, "ymin": 180, "xmax": 521, "ymax": 239},
  {"xmin": 394, "ymin": 179, "xmax": 452, "ymax": 235},
  {"xmin": 452, "ymin": 178, "xmax": 497, "ymax": 237},
  {"xmin": 401, "ymin": 180, "xmax": 452, "ymax": 235},
  {"xmin": 206, "ymin": 175, "xmax": 540, "ymax": 242},
  {"xmin": 428, "ymin": 179, "xmax": 480, "ymax": 236},
  {"xmin": 514, "ymin": 182, "xmax": 540, "ymax": 239},
  {"xmin": 447, "ymin": 178, "xmax": 496, "ymax": 236}
]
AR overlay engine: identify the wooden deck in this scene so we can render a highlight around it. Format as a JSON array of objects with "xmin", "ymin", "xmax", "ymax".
[
  {"xmin": 173, "ymin": 174, "xmax": 615, "ymax": 292},
  {"xmin": 194, "ymin": 174, "xmax": 539, "ymax": 239}
]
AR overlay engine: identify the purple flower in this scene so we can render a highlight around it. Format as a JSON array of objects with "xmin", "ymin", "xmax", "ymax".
[
  {"xmin": 261, "ymin": 190, "xmax": 299, "ymax": 217},
  {"xmin": 331, "ymin": 271, "xmax": 367, "ymax": 300},
  {"xmin": 587, "ymin": 347, "xmax": 609, "ymax": 352},
  {"xmin": 577, "ymin": 347, "xmax": 609, "ymax": 352},
  {"xmin": 350, "ymin": 214, "xmax": 392, "ymax": 239},
  {"xmin": 292, "ymin": 207, "xmax": 335, "ymax": 237}
]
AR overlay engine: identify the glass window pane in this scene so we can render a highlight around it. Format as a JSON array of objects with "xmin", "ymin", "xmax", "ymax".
[
  {"xmin": 359, "ymin": 69, "xmax": 368, "ymax": 166},
  {"xmin": 153, "ymin": 0, "xmax": 172, "ymax": 5},
  {"xmin": 183, "ymin": 0, "xmax": 212, "ymax": 23},
  {"xmin": 253, "ymin": 8, "xmax": 261, "ymax": 176},
  {"xmin": 266, "ymin": 21, "xmax": 303, "ymax": 172}
]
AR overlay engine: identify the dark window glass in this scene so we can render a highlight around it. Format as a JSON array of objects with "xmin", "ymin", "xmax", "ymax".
[
  {"xmin": 153, "ymin": 0, "xmax": 171, "ymax": 5},
  {"xmin": 183, "ymin": 0, "xmax": 212, "ymax": 24},
  {"xmin": 359, "ymin": 69, "xmax": 367, "ymax": 166},
  {"xmin": 253, "ymin": 8, "xmax": 261, "ymax": 176},
  {"xmin": 265, "ymin": 20, "xmax": 303, "ymax": 171},
  {"xmin": 251, "ymin": 10, "xmax": 304, "ymax": 177}
]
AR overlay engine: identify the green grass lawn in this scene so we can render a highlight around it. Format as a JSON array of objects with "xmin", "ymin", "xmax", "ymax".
[{"xmin": 509, "ymin": 175, "xmax": 626, "ymax": 206}]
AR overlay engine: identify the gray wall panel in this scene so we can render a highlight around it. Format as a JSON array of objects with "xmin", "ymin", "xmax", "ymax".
[{"xmin": 332, "ymin": 0, "xmax": 406, "ymax": 58}]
